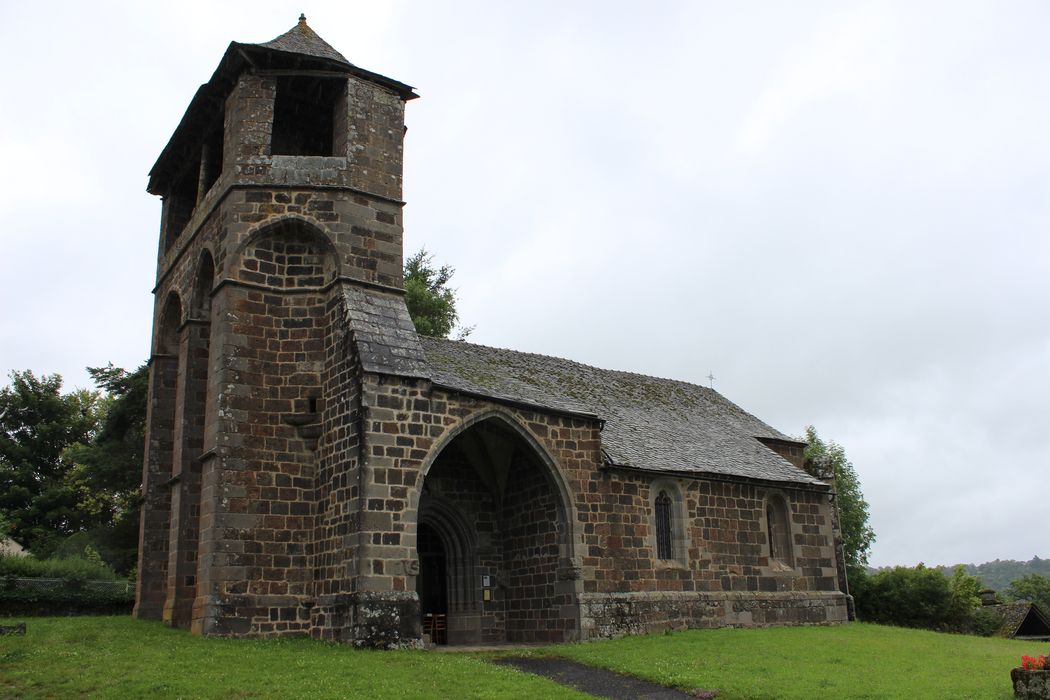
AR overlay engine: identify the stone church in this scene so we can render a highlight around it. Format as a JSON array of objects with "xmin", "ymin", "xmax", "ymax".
[{"xmin": 135, "ymin": 17, "xmax": 850, "ymax": 647}]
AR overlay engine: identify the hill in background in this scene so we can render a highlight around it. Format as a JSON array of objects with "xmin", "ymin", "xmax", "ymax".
[{"xmin": 942, "ymin": 557, "xmax": 1050, "ymax": 591}]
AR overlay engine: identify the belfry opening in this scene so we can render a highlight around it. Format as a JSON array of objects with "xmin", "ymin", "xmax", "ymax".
[{"xmin": 415, "ymin": 416, "xmax": 579, "ymax": 645}]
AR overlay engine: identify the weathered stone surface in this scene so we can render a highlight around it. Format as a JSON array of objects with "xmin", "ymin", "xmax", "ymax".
[{"xmin": 1013, "ymin": 669, "xmax": 1050, "ymax": 700}]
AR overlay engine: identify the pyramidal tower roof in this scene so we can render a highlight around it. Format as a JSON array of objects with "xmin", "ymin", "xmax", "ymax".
[{"xmin": 256, "ymin": 14, "xmax": 352, "ymax": 66}]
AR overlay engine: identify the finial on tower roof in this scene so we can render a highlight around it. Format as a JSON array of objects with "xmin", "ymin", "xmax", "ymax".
[{"xmin": 299, "ymin": 13, "xmax": 307, "ymax": 24}]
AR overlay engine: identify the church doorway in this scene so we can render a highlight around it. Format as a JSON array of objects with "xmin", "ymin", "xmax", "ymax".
[
  {"xmin": 416, "ymin": 522, "xmax": 448, "ymax": 644},
  {"xmin": 415, "ymin": 414, "xmax": 579, "ymax": 645}
]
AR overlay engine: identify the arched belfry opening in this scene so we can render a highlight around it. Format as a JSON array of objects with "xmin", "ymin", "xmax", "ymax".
[{"xmin": 415, "ymin": 415, "xmax": 578, "ymax": 645}]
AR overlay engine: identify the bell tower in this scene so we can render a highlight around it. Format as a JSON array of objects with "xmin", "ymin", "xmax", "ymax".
[{"xmin": 135, "ymin": 17, "xmax": 425, "ymax": 641}]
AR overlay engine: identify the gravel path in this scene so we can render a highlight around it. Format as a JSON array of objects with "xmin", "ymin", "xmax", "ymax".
[{"xmin": 493, "ymin": 656, "xmax": 707, "ymax": 699}]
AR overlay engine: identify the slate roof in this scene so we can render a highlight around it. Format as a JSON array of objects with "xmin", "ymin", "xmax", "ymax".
[
  {"xmin": 986, "ymin": 602, "xmax": 1050, "ymax": 639},
  {"xmin": 342, "ymin": 287, "xmax": 429, "ymax": 378},
  {"xmin": 258, "ymin": 15, "xmax": 352, "ymax": 65},
  {"xmin": 420, "ymin": 337, "xmax": 825, "ymax": 487}
]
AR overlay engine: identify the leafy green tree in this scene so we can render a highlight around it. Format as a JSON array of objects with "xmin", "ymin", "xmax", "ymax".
[
  {"xmin": 1005, "ymin": 573, "xmax": 1050, "ymax": 613},
  {"xmin": 63, "ymin": 364, "xmax": 148, "ymax": 574},
  {"xmin": 803, "ymin": 426, "xmax": 876, "ymax": 585},
  {"xmin": 404, "ymin": 248, "xmax": 472, "ymax": 339},
  {"xmin": 946, "ymin": 564, "xmax": 983, "ymax": 628},
  {"xmin": 855, "ymin": 564, "xmax": 952, "ymax": 629},
  {"xmin": 854, "ymin": 563, "xmax": 984, "ymax": 632},
  {"xmin": 0, "ymin": 371, "xmax": 101, "ymax": 557}
]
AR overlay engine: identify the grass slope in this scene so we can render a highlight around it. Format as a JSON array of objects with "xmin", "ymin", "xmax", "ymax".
[
  {"xmin": 2, "ymin": 617, "xmax": 1046, "ymax": 699},
  {"xmin": 542, "ymin": 622, "xmax": 1046, "ymax": 699},
  {"xmin": 0, "ymin": 616, "xmax": 585, "ymax": 699}
]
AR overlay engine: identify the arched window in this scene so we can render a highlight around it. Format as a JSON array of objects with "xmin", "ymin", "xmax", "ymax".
[
  {"xmin": 765, "ymin": 494, "xmax": 794, "ymax": 568},
  {"xmin": 655, "ymin": 491, "xmax": 673, "ymax": 560},
  {"xmin": 192, "ymin": 250, "xmax": 215, "ymax": 318}
]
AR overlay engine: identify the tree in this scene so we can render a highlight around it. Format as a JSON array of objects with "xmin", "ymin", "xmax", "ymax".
[
  {"xmin": 63, "ymin": 364, "xmax": 148, "ymax": 573},
  {"xmin": 1005, "ymin": 573, "xmax": 1050, "ymax": 613},
  {"xmin": 854, "ymin": 563, "xmax": 984, "ymax": 632},
  {"xmin": 0, "ymin": 371, "xmax": 101, "ymax": 557},
  {"xmin": 946, "ymin": 564, "xmax": 983, "ymax": 628},
  {"xmin": 403, "ymin": 248, "xmax": 472, "ymax": 339},
  {"xmin": 854, "ymin": 563, "xmax": 983, "ymax": 631},
  {"xmin": 803, "ymin": 426, "xmax": 876, "ymax": 585}
]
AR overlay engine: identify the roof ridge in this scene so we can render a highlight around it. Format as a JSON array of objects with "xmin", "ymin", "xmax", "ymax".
[{"xmin": 421, "ymin": 335, "xmax": 721, "ymax": 396}]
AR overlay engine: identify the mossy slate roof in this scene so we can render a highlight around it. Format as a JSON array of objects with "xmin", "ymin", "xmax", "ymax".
[
  {"xmin": 420, "ymin": 337, "xmax": 825, "ymax": 486},
  {"xmin": 343, "ymin": 288, "xmax": 430, "ymax": 378},
  {"xmin": 257, "ymin": 15, "xmax": 352, "ymax": 65},
  {"xmin": 986, "ymin": 602, "xmax": 1050, "ymax": 639}
]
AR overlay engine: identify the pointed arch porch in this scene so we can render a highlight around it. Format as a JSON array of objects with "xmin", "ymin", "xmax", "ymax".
[{"xmin": 410, "ymin": 407, "xmax": 582, "ymax": 645}]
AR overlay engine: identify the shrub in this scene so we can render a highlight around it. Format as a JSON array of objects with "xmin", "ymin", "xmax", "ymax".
[
  {"xmin": 0, "ymin": 552, "xmax": 122, "ymax": 581},
  {"xmin": 855, "ymin": 564, "xmax": 984, "ymax": 633},
  {"xmin": 971, "ymin": 606, "xmax": 1007, "ymax": 637},
  {"xmin": 0, "ymin": 552, "xmax": 131, "ymax": 615},
  {"xmin": 0, "ymin": 583, "xmax": 133, "ymax": 616},
  {"xmin": 856, "ymin": 564, "xmax": 952, "ymax": 630}
]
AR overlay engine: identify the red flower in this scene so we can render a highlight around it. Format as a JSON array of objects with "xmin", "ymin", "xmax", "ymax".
[{"xmin": 1020, "ymin": 653, "xmax": 1050, "ymax": 671}]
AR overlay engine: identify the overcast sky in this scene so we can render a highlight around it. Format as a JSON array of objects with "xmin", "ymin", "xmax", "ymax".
[{"xmin": 1, "ymin": 1, "xmax": 1047, "ymax": 569}]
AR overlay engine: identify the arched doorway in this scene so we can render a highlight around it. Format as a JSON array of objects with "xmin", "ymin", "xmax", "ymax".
[
  {"xmin": 416, "ymin": 522, "xmax": 448, "ymax": 644},
  {"xmin": 415, "ymin": 414, "xmax": 578, "ymax": 645}
]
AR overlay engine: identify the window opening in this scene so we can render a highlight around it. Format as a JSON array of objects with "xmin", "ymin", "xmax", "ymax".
[
  {"xmin": 767, "ymin": 504, "xmax": 780, "ymax": 561},
  {"xmin": 199, "ymin": 124, "xmax": 224, "ymax": 197},
  {"xmin": 766, "ymin": 496, "xmax": 793, "ymax": 567},
  {"xmin": 655, "ymin": 490, "xmax": 673, "ymax": 560},
  {"xmin": 271, "ymin": 76, "xmax": 346, "ymax": 156},
  {"xmin": 164, "ymin": 165, "xmax": 199, "ymax": 251}
]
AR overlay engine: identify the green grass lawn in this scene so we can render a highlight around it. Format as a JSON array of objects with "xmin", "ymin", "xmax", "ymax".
[
  {"xmin": 538, "ymin": 623, "xmax": 1046, "ymax": 699},
  {"xmin": 1, "ymin": 617, "xmax": 1045, "ymax": 699},
  {"xmin": 0, "ymin": 616, "xmax": 586, "ymax": 699}
]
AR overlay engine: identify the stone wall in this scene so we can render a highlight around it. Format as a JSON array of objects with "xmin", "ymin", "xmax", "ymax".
[
  {"xmin": 579, "ymin": 591, "xmax": 848, "ymax": 638},
  {"xmin": 343, "ymin": 379, "xmax": 846, "ymax": 645},
  {"xmin": 501, "ymin": 452, "xmax": 571, "ymax": 643}
]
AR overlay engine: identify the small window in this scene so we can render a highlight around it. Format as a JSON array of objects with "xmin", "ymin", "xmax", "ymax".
[
  {"xmin": 655, "ymin": 491, "xmax": 673, "ymax": 560},
  {"xmin": 766, "ymin": 495, "xmax": 794, "ymax": 568}
]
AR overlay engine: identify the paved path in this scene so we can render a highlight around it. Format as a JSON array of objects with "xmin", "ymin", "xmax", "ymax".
[{"xmin": 494, "ymin": 656, "xmax": 705, "ymax": 699}]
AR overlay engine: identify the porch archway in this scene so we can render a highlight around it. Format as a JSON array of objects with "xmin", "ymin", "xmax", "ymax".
[{"xmin": 414, "ymin": 412, "xmax": 579, "ymax": 644}]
